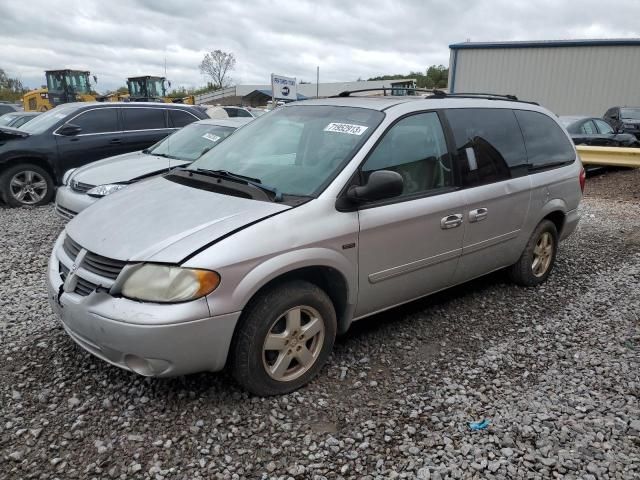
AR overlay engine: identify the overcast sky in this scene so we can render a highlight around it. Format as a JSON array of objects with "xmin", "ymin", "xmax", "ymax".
[{"xmin": 2, "ymin": 0, "xmax": 640, "ymax": 92}]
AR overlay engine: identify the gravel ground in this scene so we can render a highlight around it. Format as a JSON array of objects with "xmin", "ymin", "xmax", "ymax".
[{"xmin": 1, "ymin": 169, "xmax": 639, "ymax": 479}]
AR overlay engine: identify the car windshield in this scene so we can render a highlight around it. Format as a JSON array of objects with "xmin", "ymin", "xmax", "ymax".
[
  {"xmin": 150, "ymin": 123, "xmax": 236, "ymax": 161},
  {"xmin": 0, "ymin": 113, "xmax": 19, "ymax": 126},
  {"xmin": 189, "ymin": 105, "xmax": 384, "ymax": 197},
  {"xmin": 620, "ymin": 108, "xmax": 640, "ymax": 120},
  {"xmin": 19, "ymin": 105, "xmax": 76, "ymax": 134}
]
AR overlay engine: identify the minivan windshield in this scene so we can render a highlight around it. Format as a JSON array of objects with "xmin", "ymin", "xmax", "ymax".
[
  {"xmin": 20, "ymin": 104, "xmax": 77, "ymax": 134},
  {"xmin": 189, "ymin": 105, "xmax": 384, "ymax": 196},
  {"xmin": 620, "ymin": 108, "xmax": 640, "ymax": 120},
  {"xmin": 150, "ymin": 123, "xmax": 236, "ymax": 161}
]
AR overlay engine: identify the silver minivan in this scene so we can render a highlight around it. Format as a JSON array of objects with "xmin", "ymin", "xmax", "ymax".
[{"xmin": 47, "ymin": 93, "xmax": 583, "ymax": 395}]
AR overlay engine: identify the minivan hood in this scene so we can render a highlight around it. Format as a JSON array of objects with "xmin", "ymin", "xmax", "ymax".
[
  {"xmin": 66, "ymin": 176, "xmax": 290, "ymax": 263},
  {"xmin": 72, "ymin": 151, "xmax": 191, "ymax": 186}
]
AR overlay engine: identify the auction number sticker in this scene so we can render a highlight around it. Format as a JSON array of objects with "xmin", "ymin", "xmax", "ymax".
[
  {"xmin": 324, "ymin": 123, "xmax": 368, "ymax": 135},
  {"xmin": 202, "ymin": 133, "xmax": 221, "ymax": 142}
]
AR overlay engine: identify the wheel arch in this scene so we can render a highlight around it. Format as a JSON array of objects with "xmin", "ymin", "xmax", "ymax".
[
  {"xmin": 225, "ymin": 249, "xmax": 356, "ymax": 339},
  {"xmin": 0, "ymin": 156, "xmax": 56, "ymax": 182}
]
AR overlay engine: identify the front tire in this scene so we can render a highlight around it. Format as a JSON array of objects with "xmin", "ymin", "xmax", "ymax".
[
  {"xmin": 0, "ymin": 164, "xmax": 55, "ymax": 207},
  {"xmin": 231, "ymin": 281, "xmax": 337, "ymax": 396},
  {"xmin": 508, "ymin": 219, "xmax": 558, "ymax": 287}
]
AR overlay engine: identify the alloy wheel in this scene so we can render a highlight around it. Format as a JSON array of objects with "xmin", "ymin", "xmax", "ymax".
[
  {"xmin": 262, "ymin": 306, "xmax": 325, "ymax": 382},
  {"xmin": 9, "ymin": 170, "xmax": 48, "ymax": 205},
  {"xmin": 532, "ymin": 231, "xmax": 554, "ymax": 277}
]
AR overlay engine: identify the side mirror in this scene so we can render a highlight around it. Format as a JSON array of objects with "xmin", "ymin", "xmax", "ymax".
[
  {"xmin": 347, "ymin": 170, "xmax": 404, "ymax": 204},
  {"xmin": 57, "ymin": 123, "xmax": 82, "ymax": 136}
]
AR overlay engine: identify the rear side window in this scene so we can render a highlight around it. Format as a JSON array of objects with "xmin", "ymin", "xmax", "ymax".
[
  {"xmin": 122, "ymin": 108, "xmax": 166, "ymax": 131},
  {"xmin": 594, "ymin": 119, "xmax": 613, "ymax": 134},
  {"xmin": 580, "ymin": 120, "xmax": 596, "ymax": 135},
  {"xmin": 73, "ymin": 108, "xmax": 119, "ymax": 134},
  {"xmin": 445, "ymin": 108, "xmax": 527, "ymax": 186},
  {"xmin": 223, "ymin": 107, "xmax": 238, "ymax": 118},
  {"xmin": 169, "ymin": 109, "xmax": 198, "ymax": 128},
  {"xmin": 514, "ymin": 110, "xmax": 575, "ymax": 169}
]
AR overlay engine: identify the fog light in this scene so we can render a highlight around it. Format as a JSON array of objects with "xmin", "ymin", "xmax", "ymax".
[{"xmin": 124, "ymin": 355, "xmax": 170, "ymax": 376}]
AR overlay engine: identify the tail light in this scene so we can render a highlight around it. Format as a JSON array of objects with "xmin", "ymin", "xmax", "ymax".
[{"xmin": 579, "ymin": 166, "xmax": 586, "ymax": 193}]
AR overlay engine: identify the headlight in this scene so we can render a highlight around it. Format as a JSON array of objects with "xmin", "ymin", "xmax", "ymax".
[
  {"xmin": 87, "ymin": 184, "xmax": 127, "ymax": 197},
  {"xmin": 121, "ymin": 264, "xmax": 220, "ymax": 303},
  {"xmin": 62, "ymin": 168, "xmax": 77, "ymax": 186}
]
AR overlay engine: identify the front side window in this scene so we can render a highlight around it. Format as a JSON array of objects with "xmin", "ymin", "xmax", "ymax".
[
  {"xmin": 446, "ymin": 108, "xmax": 527, "ymax": 186},
  {"xmin": 594, "ymin": 119, "xmax": 614, "ymax": 134},
  {"xmin": 514, "ymin": 110, "xmax": 575, "ymax": 169},
  {"xmin": 150, "ymin": 123, "xmax": 236, "ymax": 161},
  {"xmin": 361, "ymin": 112, "xmax": 453, "ymax": 198},
  {"xmin": 122, "ymin": 108, "xmax": 166, "ymax": 131},
  {"xmin": 70, "ymin": 108, "xmax": 119, "ymax": 134},
  {"xmin": 190, "ymin": 105, "xmax": 384, "ymax": 197}
]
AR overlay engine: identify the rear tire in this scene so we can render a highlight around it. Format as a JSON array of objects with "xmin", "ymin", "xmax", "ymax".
[
  {"xmin": 508, "ymin": 220, "xmax": 558, "ymax": 287},
  {"xmin": 231, "ymin": 280, "xmax": 337, "ymax": 396},
  {"xmin": 0, "ymin": 163, "xmax": 55, "ymax": 207}
]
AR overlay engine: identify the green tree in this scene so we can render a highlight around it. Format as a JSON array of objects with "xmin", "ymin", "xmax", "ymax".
[
  {"xmin": 368, "ymin": 64, "xmax": 448, "ymax": 90},
  {"xmin": 0, "ymin": 68, "xmax": 26, "ymax": 102}
]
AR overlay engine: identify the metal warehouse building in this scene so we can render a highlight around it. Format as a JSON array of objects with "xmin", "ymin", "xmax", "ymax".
[{"xmin": 448, "ymin": 39, "xmax": 640, "ymax": 116}]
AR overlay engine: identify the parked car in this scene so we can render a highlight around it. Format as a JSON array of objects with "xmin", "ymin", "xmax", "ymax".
[
  {"xmin": 559, "ymin": 115, "xmax": 640, "ymax": 147},
  {"xmin": 0, "ymin": 102, "xmax": 208, "ymax": 207},
  {"xmin": 55, "ymin": 117, "xmax": 252, "ymax": 219},
  {"xmin": 47, "ymin": 95, "xmax": 583, "ymax": 395},
  {"xmin": 0, "ymin": 111, "xmax": 40, "ymax": 129},
  {"xmin": 603, "ymin": 106, "xmax": 640, "ymax": 139},
  {"xmin": 0, "ymin": 102, "xmax": 21, "ymax": 116}
]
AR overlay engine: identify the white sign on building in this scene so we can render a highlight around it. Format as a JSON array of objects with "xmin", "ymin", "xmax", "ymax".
[{"xmin": 271, "ymin": 74, "xmax": 297, "ymax": 100}]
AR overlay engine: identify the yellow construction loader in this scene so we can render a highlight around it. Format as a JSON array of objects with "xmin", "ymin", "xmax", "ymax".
[{"xmin": 22, "ymin": 70, "xmax": 96, "ymax": 111}]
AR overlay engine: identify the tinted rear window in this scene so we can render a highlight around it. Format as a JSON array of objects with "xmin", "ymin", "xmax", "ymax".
[
  {"xmin": 514, "ymin": 110, "xmax": 575, "ymax": 169},
  {"xmin": 122, "ymin": 108, "xmax": 166, "ymax": 131},
  {"xmin": 169, "ymin": 109, "xmax": 198, "ymax": 128},
  {"xmin": 445, "ymin": 108, "xmax": 527, "ymax": 186}
]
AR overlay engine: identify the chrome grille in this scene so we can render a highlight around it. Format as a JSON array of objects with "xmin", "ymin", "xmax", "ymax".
[
  {"xmin": 82, "ymin": 252, "xmax": 126, "ymax": 280},
  {"xmin": 59, "ymin": 234, "xmax": 127, "ymax": 297},
  {"xmin": 62, "ymin": 235, "xmax": 82, "ymax": 259},
  {"xmin": 71, "ymin": 181, "xmax": 95, "ymax": 193},
  {"xmin": 75, "ymin": 277, "xmax": 99, "ymax": 296}
]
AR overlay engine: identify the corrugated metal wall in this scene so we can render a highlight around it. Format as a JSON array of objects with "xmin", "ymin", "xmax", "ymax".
[{"xmin": 449, "ymin": 46, "xmax": 640, "ymax": 116}]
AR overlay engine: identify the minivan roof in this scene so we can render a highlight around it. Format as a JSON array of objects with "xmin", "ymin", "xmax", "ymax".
[{"xmin": 291, "ymin": 96, "xmax": 549, "ymax": 113}]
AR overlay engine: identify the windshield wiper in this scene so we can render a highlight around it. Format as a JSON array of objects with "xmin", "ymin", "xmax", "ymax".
[
  {"xmin": 153, "ymin": 152, "xmax": 181, "ymax": 160},
  {"xmin": 192, "ymin": 168, "xmax": 283, "ymax": 202}
]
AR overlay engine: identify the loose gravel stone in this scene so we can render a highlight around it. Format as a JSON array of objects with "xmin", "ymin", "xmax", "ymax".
[{"xmin": 1, "ymin": 169, "xmax": 639, "ymax": 479}]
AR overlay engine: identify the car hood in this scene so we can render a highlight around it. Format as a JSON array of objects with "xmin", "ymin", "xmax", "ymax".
[
  {"xmin": 0, "ymin": 126, "xmax": 29, "ymax": 141},
  {"xmin": 65, "ymin": 176, "xmax": 290, "ymax": 263},
  {"xmin": 72, "ymin": 151, "xmax": 191, "ymax": 185}
]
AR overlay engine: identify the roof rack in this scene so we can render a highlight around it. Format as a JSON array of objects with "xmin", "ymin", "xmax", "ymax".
[
  {"xmin": 333, "ymin": 88, "xmax": 437, "ymax": 97},
  {"xmin": 332, "ymin": 88, "xmax": 538, "ymax": 105}
]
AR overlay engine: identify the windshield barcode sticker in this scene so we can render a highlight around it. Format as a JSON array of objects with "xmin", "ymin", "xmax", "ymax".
[
  {"xmin": 324, "ymin": 123, "xmax": 368, "ymax": 135},
  {"xmin": 203, "ymin": 133, "xmax": 221, "ymax": 142}
]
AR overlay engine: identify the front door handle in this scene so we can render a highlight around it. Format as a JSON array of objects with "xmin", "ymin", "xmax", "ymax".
[
  {"xmin": 109, "ymin": 138, "xmax": 122, "ymax": 144},
  {"xmin": 469, "ymin": 207, "xmax": 488, "ymax": 223},
  {"xmin": 440, "ymin": 213, "xmax": 463, "ymax": 229}
]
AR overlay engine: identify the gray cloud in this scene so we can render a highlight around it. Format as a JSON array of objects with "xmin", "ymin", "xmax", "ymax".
[{"xmin": 1, "ymin": 0, "xmax": 639, "ymax": 92}]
